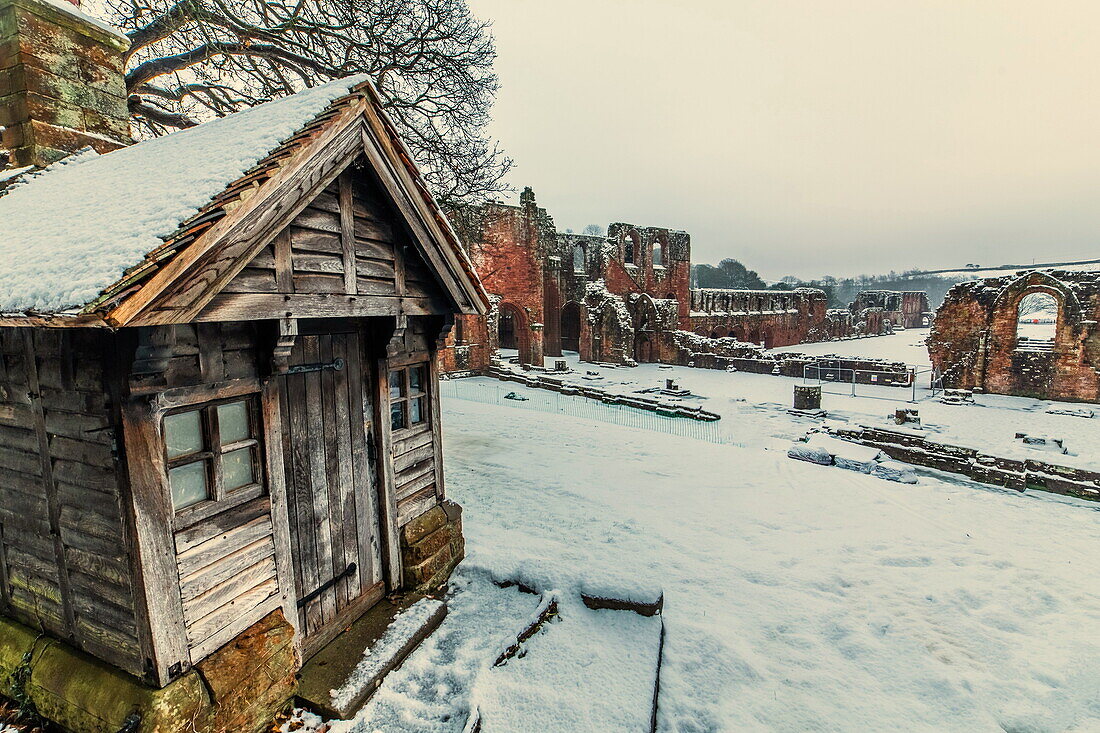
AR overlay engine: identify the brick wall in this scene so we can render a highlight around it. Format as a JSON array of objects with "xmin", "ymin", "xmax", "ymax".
[{"xmin": 0, "ymin": 0, "xmax": 130, "ymax": 170}]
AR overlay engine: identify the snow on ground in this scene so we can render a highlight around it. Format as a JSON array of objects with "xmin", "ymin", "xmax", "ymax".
[
  {"xmin": 494, "ymin": 330, "xmax": 1099, "ymax": 469},
  {"xmin": 288, "ymin": 332, "xmax": 1095, "ymax": 730},
  {"xmin": 304, "ymin": 331, "xmax": 1099, "ymax": 732},
  {"xmin": 767, "ymin": 328, "xmax": 933, "ymax": 366},
  {"xmin": 933, "ymin": 262, "xmax": 1100, "ymax": 281},
  {"xmin": 349, "ymin": 390, "xmax": 1099, "ymax": 731}
]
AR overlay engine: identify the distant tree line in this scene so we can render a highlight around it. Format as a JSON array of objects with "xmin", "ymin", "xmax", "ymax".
[
  {"xmin": 693, "ymin": 262, "xmax": 957, "ymax": 309},
  {"xmin": 692, "ymin": 259, "xmax": 768, "ymax": 290}
]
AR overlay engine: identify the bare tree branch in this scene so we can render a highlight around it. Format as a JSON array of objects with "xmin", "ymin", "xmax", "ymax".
[{"xmin": 98, "ymin": 0, "xmax": 510, "ymax": 202}]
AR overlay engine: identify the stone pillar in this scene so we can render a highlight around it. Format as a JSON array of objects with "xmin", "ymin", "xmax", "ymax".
[
  {"xmin": 793, "ymin": 384, "xmax": 822, "ymax": 410},
  {"xmin": 400, "ymin": 500, "xmax": 465, "ymax": 592},
  {"xmin": 0, "ymin": 0, "xmax": 130, "ymax": 170}
]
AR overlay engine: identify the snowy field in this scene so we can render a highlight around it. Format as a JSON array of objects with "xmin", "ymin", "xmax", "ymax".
[
  {"xmin": 491, "ymin": 330, "xmax": 1098, "ymax": 468},
  {"xmin": 289, "ymin": 330, "xmax": 1100, "ymax": 732}
]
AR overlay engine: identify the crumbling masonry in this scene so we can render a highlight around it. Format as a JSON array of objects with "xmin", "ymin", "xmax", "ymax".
[
  {"xmin": 928, "ymin": 270, "xmax": 1100, "ymax": 402},
  {"xmin": 438, "ymin": 188, "xmax": 851, "ymax": 372}
]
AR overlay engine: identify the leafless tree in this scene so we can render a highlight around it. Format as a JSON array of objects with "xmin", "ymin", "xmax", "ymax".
[
  {"xmin": 581, "ymin": 224, "xmax": 605, "ymax": 237},
  {"xmin": 97, "ymin": 0, "xmax": 511, "ymax": 203}
]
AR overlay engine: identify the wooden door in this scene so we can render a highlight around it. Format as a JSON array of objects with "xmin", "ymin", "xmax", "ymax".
[{"xmin": 279, "ymin": 329, "xmax": 384, "ymax": 654}]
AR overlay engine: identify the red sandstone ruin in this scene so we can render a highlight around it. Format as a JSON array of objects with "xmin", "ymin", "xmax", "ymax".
[{"xmin": 929, "ymin": 270, "xmax": 1100, "ymax": 402}]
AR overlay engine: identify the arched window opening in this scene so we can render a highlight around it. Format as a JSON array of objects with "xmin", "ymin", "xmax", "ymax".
[
  {"xmin": 1016, "ymin": 292, "xmax": 1058, "ymax": 350},
  {"xmin": 623, "ymin": 231, "xmax": 639, "ymax": 265},
  {"xmin": 561, "ymin": 302, "xmax": 582, "ymax": 353},
  {"xmin": 652, "ymin": 239, "xmax": 665, "ymax": 267},
  {"xmin": 573, "ymin": 245, "xmax": 585, "ymax": 272},
  {"xmin": 498, "ymin": 307, "xmax": 517, "ymax": 350}
]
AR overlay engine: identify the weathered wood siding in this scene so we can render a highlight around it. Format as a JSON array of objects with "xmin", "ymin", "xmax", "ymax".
[
  {"xmin": 134, "ymin": 321, "xmax": 286, "ymax": 664},
  {"xmin": 221, "ymin": 164, "xmax": 446, "ymax": 306},
  {"xmin": 173, "ymin": 497, "xmax": 280, "ymax": 661},
  {"xmin": 280, "ymin": 328, "xmax": 384, "ymax": 654},
  {"xmin": 0, "ymin": 328, "xmax": 143, "ymax": 676},
  {"xmin": 385, "ymin": 320, "xmax": 445, "ymax": 528}
]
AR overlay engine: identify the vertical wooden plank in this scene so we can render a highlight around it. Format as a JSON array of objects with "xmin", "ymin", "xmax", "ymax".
[
  {"xmin": 330, "ymin": 333, "xmax": 362, "ymax": 600},
  {"xmin": 22, "ymin": 331, "xmax": 77, "ymax": 636},
  {"xmin": 319, "ymin": 335, "xmax": 348, "ymax": 610},
  {"xmin": 277, "ymin": 378, "xmax": 300, "ymax": 582},
  {"xmin": 286, "ymin": 355, "xmax": 322, "ymax": 636},
  {"xmin": 261, "ymin": 376, "xmax": 301, "ymax": 645},
  {"xmin": 120, "ymin": 395, "xmax": 190, "ymax": 685},
  {"xmin": 302, "ymin": 336, "xmax": 336, "ymax": 624},
  {"xmin": 373, "ymin": 351, "xmax": 402, "ymax": 589},
  {"xmin": 339, "ymin": 171, "xmax": 358, "ymax": 295},
  {"xmin": 0, "ymin": 514, "xmax": 10, "ymax": 614},
  {"xmin": 103, "ymin": 333, "xmax": 158, "ymax": 684},
  {"xmin": 346, "ymin": 330, "xmax": 381, "ymax": 591},
  {"xmin": 197, "ymin": 323, "xmax": 223, "ymax": 383},
  {"xmin": 428, "ymin": 350, "xmax": 446, "ymax": 502},
  {"xmin": 274, "ymin": 229, "xmax": 294, "ymax": 293},
  {"xmin": 393, "ymin": 232, "xmax": 407, "ymax": 318}
]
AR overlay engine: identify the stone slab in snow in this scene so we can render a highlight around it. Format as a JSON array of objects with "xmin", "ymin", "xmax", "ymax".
[
  {"xmin": 471, "ymin": 598, "xmax": 663, "ymax": 733},
  {"xmin": 787, "ymin": 442, "xmax": 834, "ymax": 466},
  {"xmin": 807, "ymin": 434, "xmax": 883, "ymax": 472},
  {"xmin": 871, "ymin": 460, "xmax": 919, "ymax": 484}
]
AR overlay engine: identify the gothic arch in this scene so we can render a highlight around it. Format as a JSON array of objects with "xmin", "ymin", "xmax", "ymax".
[
  {"xmin": 560, "ymin": 300, "xmax": 583, "ymax": 353},
  {"xmin": 991, "ymin": 271, "xmax": 1080, "ymax": 348},
  {"xmin": 497, "ymin": 301, "xmax": 533, "ymax": 365}
]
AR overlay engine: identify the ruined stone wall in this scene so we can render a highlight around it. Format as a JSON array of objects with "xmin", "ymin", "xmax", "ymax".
[
  {"xmin": 686, "ymin": 288, "xmax": 829, "ymax": 347},
  {"xmin": 849, "ymin": 290, "xmax": 932, "ymax": 331},
  {"xmin": 443, "ymin": 189, "xmax": 552, "ymax": 368},
  {"xmin": 0, "ymin": 0, "xmax": 130, "ymax": 171},
  {"xmin": 928, "ymin": 270, "xmax": 1100, "ymax": 402},
  {"xmin": 438, "ymin": 187, "xmax": 829, "ymax": 371}
]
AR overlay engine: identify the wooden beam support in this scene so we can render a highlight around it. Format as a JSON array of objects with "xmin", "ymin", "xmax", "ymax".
[
  {"xmin": 22, "ymin": 330, "xmax": 78, "ymax": 638},
  {"xmin": 261, "ymin": 375, "xmax": 301, "ymax": 646},
  {"xmin": 194, "ymin": 293, "xmax": 450, "ymax": 323},
  {"xmin": 120, "ymin": 394, "xmax": 191, "ymax": 686},
  {"xmin": 338, "ymin": 170, "xmax": 358, "ymax": 296},
  {"xmin": 272, "ymin": 318, "xmax": 298, "ymax": 374},
  {"xmin": 367, "ymin": 319, "xmax": 402, "ymax": 590}
]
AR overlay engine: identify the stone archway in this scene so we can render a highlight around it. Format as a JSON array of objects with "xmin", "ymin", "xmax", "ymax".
[
  {"xmin": 497, "ymin": 301, "xmax": 533, "ymax": 365},
  {"xmin": 631, "ymin": 295, "xmax": 662, "ymax": 362},
  {"xmin": 561, "ymin": 301, "xmax": 582, "ymax": 353}
]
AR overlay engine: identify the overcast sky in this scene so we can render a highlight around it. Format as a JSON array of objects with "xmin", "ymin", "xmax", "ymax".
[{"xmin": 467, "ymin": 0, "xmax": 1100, "ymax": 280}]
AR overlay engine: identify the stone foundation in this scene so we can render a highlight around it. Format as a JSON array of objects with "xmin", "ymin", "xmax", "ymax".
[
  {"xmin": 0, "ymin": 609, "xmax": 297, "ymax": 732},
  {"xmin": 832, "ymin": 425, "xmax": 1100, "ymax": 502},
  {"xmin": 401, "ymin": 500, "xmax": 465, "ymax": 591}
]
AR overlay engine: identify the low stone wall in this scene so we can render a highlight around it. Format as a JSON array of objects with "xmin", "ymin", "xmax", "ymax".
[
  {"xmin": 675, "ymin": 343, "xmax": 913, "ymax": 387},
  {"xmin": 831, "ymin": 425, "xmax": 1100, "ymax": 502},
  {"xmin": 487, "ymin": 366, "xmax": 721, "ymax": 421},
  {"xmin": 401, "ymin": 500, "xmax": 465, "ymax": 592},
  {"xmin": 0, "ymin": 609, "xmax": 297, "ymax": 732}
]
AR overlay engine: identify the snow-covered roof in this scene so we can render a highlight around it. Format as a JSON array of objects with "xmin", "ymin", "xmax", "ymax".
[{"xmin": 0, "ymin": 76, "xmax": 368, "ymax": 314}]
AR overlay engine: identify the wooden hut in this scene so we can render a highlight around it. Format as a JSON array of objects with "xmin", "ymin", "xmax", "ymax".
[{"xmin": 0, "ymin": 71, "xmax": 486, "ymax": 730}]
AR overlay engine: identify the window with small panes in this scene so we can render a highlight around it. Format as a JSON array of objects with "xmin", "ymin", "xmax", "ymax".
[
  {"xmin": 163, "ymin": 397, "xmax": 264, "ymax": 516},
  {"xmin": 389, "ymin": 364, "xmax": 428, "ymax": 431}
]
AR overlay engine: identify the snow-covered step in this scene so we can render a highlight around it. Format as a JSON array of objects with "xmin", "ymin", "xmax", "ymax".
[
  {"xmin": 469, "ymin": 594, "xmax": 665, "ymax": 732},
  {"xmin": 297, "ymin": 596, "xmax": 448, "ymax": 720}
]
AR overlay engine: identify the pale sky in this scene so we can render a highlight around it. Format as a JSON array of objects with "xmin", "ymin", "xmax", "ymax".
[{"xmin": 468, "ymin": 0, "xmax": 1100, "ymax": 280}]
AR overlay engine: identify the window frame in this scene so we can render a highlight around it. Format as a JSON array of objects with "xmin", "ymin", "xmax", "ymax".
[
  {"xmin": 163, "ymin": 394, "xmax": 266, "ymax": 526},
  {"xmin": 388, "ymin": 363, "xmax": 430, "ymax": 433}
]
